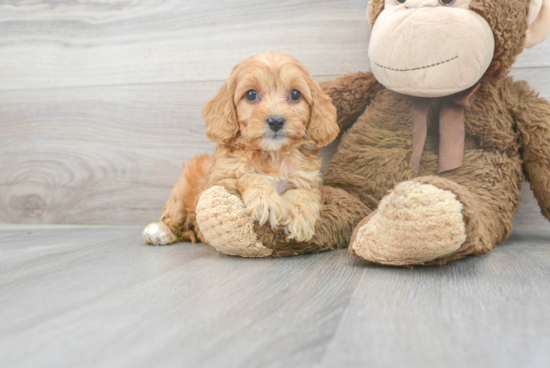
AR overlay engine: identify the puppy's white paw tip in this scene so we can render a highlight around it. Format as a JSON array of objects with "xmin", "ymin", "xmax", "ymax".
[
  {"xmin": 144, "ymin": 224, "xmax": 160, "ymax": 235},
  {"xmin": 142, "ymin": 223, "xmax": 174, "ymax": 245}
]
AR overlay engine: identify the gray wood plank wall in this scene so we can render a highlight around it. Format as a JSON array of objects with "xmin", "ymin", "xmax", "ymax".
[{"xmin": 1, "ymin": 0, "xmax": 549, "ymax": 226}]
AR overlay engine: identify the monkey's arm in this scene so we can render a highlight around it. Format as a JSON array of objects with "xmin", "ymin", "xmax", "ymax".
[
  {"xmin": 513, "ymin": 80, "xmax": 550, "ymax": 220},
  {"xmin": 320, "ymin": 71, "xmax": 383, "ymax": 131}
]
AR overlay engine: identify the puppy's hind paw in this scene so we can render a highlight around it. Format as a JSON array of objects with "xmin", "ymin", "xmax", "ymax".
[{"xmin": 142, "ymin": 222, "xmax": 178, "ymax": 245}]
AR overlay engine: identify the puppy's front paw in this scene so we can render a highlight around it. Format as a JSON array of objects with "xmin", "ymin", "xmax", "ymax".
[
  {"xmin": 142, "ymin": 222, "xmax": 178, "ymax": 245},
  {"xmin": 285, "ymin": 204, "xmax": 318, "ymax": 242},
  {"xmin": 244, "ymin": 191, "xmax": 289, "ymax": 228},
  {"xmin": 285, "ymin": 218, "xmax": 316, "ymax": 242},
  {"xmin": 282, "ymin": 189, "xmax": 320, "ymax": 242}
]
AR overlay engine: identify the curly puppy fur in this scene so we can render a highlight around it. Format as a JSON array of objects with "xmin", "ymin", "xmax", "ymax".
[{"xmin": 143, "ymin": 51, "xmax": 338, "ymax": 245}]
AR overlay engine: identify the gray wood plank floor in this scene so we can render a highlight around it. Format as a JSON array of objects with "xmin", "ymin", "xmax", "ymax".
[{"xmin": 1, "ymin": 225, "xmax": 549, "ymax": 368}]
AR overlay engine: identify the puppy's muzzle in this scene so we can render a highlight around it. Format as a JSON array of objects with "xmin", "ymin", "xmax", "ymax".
[{"xmin": 266, "ymin": 115, "xmax": 285, "ymax": 132}]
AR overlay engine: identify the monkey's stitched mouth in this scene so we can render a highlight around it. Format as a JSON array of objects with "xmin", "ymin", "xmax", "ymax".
[{"xmin": 373, "ymin": 56, "xmax": 459, "ymax": 72}]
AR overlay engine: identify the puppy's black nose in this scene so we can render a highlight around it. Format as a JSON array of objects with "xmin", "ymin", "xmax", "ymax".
[{"xmin": 266, "ymin": 116, "xmax": 285, "ymax": 132}]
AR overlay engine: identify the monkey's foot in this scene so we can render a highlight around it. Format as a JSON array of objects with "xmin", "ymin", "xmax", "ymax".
[
  {"xmin": 349, "ymin": 181, "xmax": 467, "ymax": 266},
  {"xmin": 196, "ymin": 185, "xmax": 274, "ymax": 257}
]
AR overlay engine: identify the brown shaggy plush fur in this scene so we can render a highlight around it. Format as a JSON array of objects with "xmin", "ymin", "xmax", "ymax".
[{"xmin": 254, "ymin": 0, "xmax": 550, "ymax": 265}]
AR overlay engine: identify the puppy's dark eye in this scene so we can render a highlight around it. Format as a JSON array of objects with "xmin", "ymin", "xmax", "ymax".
[
  {"xmin": 245, "ymin": 90, "xmax": 257, "ymax": 101},
  {"xmin": 439, "ymin": 0, "xmax": 455, "ymax": 5},
  {"xmin": 396, "ymin": 0, "xmax": 406, "ymax": 4},
  {"xmin": 290, "ymin": 89, "xmax": 301, "ymax": 101}
]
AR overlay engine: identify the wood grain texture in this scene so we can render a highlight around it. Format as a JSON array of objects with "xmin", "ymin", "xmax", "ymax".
[
  {"xmin": 0, "ymin": 225, "xmax": 363, "ymax": 368},
  {"xmin": 0, "ymin": 225, "xmax": 549, "ymax": 368},
  {"xmin": 0, "ymin": 0, "xmax": 371, "ymax": 90},
  {"xmin": 515, "ymin": 41, "xmax": 550, "ymax": 68},
  {"xmin": 0, "ymin": 77, "xmax": 339, "ymax": 224},
  {"xmin": 0, "ymin": 81, "xmax": 219, "ymax": 225},
  {"xmin": 321, "ymin": 227, "xmax": 550, "ymax": 368}
]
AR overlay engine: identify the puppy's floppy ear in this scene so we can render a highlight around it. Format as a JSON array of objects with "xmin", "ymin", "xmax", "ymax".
[
  {"xmin": 202, "ymin": 69, "xmax": 239, "ymax": 144},
  {"xmin": 307, "ymin": 74, "xmax": 339, "ymax": 147}
]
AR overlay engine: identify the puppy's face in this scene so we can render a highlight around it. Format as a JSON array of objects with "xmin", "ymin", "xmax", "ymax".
[
  {"xmin": 202, "ymin": 52, "xmax": 338, "ymax": 150},
  {"xmin": 233, "ymin": 54, "xmax": 313, "ymax": 151}
]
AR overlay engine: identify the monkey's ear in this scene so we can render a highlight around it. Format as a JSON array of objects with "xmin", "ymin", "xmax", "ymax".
[
  {"xmin": 525, "ymin": 0, "xmax": 550, "ymax": 48},
  {"xmin": 202, "ymin": 72, "xmax": 239, "ymax": 144},
  {"xmin": 307, "ymin": 75, "xmax": 339, "ymax": 148},
  {"xmin": 367, "ymin": 1, "xmax": 375, "ymax": 27},
  {"xmin": 366, "ymin": 0, "xmax": 384, "ymax": 28}
]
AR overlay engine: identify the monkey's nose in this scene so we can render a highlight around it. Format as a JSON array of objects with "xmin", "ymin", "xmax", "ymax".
[{"xmin": 266, "ymin": 116, "xmax": 285, "ymax": 132}]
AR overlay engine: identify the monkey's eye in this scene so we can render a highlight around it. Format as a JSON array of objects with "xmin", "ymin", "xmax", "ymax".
[
  {"xmin": 439, "ymin": 0, "xmax": 456, "ymax": 5},
  {"xmin": 396, "ymin": 0, "xmax": 406, "ymax": 4},
  {"xmin": 289, "ymin": 89, "xmax": 301, "ymax": 101},
  {"xmin": 245, "ymin": 90, "xmax": 257, "ymax": 101}
]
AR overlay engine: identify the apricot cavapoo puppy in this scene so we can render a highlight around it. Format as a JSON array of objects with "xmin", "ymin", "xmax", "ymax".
[{"xmin": 143, "ymin": 51, "xmax": 339, "ymax": 246}]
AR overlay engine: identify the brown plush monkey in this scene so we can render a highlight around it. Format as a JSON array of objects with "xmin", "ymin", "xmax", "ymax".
[{"xmin": 196, "ymin": 0, "xmax": 550, "ymax": 266}]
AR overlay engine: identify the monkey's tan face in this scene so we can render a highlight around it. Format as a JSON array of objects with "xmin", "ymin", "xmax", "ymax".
[
  {"xmin": 233, "ymin": 57, "xmax": 312, "ymax": 151},
  {"xmin": 369, "ymin": 0, "xmax": 495, "ymax": 97}
]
